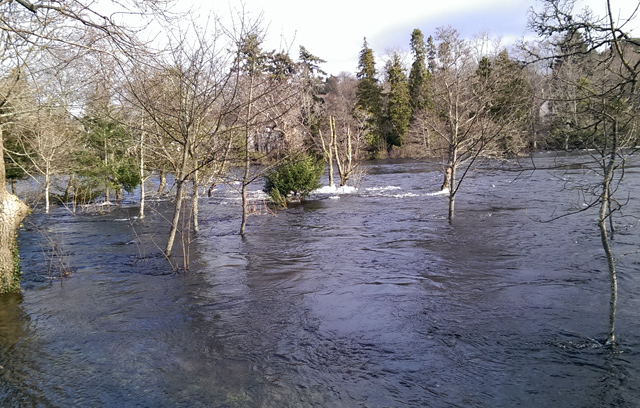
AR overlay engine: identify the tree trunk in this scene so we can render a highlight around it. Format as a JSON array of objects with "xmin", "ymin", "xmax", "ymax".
[
  {"xmin": 240, "ymin": 181, "xmax": 248, "ymax": 234},
  {"xmin": 44, "ymin": 170, "xmax": 50, "ymax": 214},
  {"xmin": 207, "ymin": 180, "xmax": 216, "ymax": 197},
  {"xmin": 448, "ymin": 165, "xmax": 456, "ymax": 222},
  {"xmin": 165, "ymin": 138, "xmax": 191, "ymax": 257},
  {"xmin": 0, "ymin": 190, "xmax": 29, "ymax": 294},
  {"xmin": 325, "ymin": 117, "xmax": 335, "ymax": 187},
  {"xmin": 424, "ymin": 127, "xmax": 431, "ymax": 153},
  {"xmin": 192, "ymin": 170, "xmax": 199, "ymax": 234},
  {"xmin": 139, "ymin": 123, "xmax": 146, "ymax": 219},
  {"xmin": 158, "ymin": 171, "xmax": 166, "ymax": 195},
  {"xmin": 447, "ymin": 145, "xmax": 458, "ymax": 222},
  {"xmin": 240, "ymin": 71, "xmax": 255, "ymax": 236},
  {"xmin": 600, "ymin": 191, "xmax": 617, "ymax": 347},
  {"xmin": 441, "ymin": 163, "xmax": 452, "ymax": 192},
  {"xmin": 601, "ymin": 124, "xmax": 618, "ymax": 346},
  {"xmin": 139, "ymin": 158, "xmax": 145, "ymax": 220},
  {"xmin": 0, "ymin": 129, "xmax": 30, "ymax": 294},
  {"xmin": 165, "ymin": 179, "xmax": 185, "ymax": 257},
  {"xmin": 64, "ymin": 174, "xmax": 75, "ymax": 201},
  {"xmin": 344, "ymin": 126, "xmax": 353, "ymax": 186}
]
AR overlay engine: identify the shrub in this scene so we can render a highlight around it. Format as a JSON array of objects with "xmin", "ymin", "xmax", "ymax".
[{"xmin": 263, "ymin": 153, "xmax": 324, "ymax": 206}]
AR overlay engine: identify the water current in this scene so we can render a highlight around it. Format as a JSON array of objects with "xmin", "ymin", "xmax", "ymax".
[{"xmin": 1, "ymin": 152, "xmax": 640, "ymax": 407}]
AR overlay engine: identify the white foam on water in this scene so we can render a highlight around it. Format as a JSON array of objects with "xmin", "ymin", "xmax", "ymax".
[
  {"xmin": 250, "ymin": 190, "xmax": 270, "ymax": 200},
  {"xmin": 389, "ymin": 192, "xmax": 420, "ymax": 198},
  {"xmin": 426, "ymin": 188, "xmax": 449, "ymax": 196},
  {"xmin": 365, "ymin": 186, "xmax": 402, "ymax": 192},
  {"xmin": 312, "ymin": 184, "xmax": 358, "ymax": 195}
]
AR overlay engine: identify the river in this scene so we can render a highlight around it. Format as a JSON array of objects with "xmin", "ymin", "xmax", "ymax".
[{"xmin": 1, "ymin": 153, "xmax": 639, "ymax": 407}]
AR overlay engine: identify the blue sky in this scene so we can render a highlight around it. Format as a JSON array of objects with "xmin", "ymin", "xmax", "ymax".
[{"xmin": 192, "ymin": 0, "xmax": 639, "ymax": 75}]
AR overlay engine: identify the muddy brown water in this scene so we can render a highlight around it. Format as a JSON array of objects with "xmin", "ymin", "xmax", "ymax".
[{"xmin": 1, "ymin": 152, "xmax": 640, "ymax": 407}]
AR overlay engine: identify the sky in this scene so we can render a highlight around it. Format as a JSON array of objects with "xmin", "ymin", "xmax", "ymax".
[{"xmin": 190, "ymin": 0, "xmax": 640, "ymax": 76}]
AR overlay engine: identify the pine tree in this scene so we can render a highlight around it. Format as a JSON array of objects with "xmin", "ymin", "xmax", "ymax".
[
  {"xmin": 408, "ymin": 29, "xmax": 430, "ymax": 114},
  {"xmin": 298, "ymin": 46, "xmax": 326, "ymax": 138},
  {"xmin": 426, "ymin": 35, "xmax": 437, "ymax": 73},
  {"xmin": 355, "ymin": 38, "xmax": 382, "ymax": 151},
  {"xmin": 490, "ymin": 51, "xmax": 533, "ymax": 155},
  {"xmin": 548, "ymin": 30, "xmax": 595, "ymax": 149},
  {"xmin": 238, "ymin": 33, "xmax": 266, "ymax": 75},
  {"xmin": 385, "ymin": 53, "xmax": 411, "ymax": 148},
  {"xmin": 476, "ymin": 56, "xmax": 492, "ymax": 79},
  {"xmin": 299, "ymin": 46, "xmax": 326, "ymax": 79}
]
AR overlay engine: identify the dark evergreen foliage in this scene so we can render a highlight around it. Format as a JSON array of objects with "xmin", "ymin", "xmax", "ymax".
[
  {"xmin": 355, "ymin": 38, "xmax": 383, "ymax": 151},
  {"xmin": 408, "ymin": 28, "xmax": 430, "ymax": 113},
  {"xmin": 384, "ymin": 54, "xmax": 412, "ymax": 148},
  {"xmin": 298, "ymin": 46, "xmax": 327, "ymax": 140},
  {"xmin": 263, "ymin": 153, "xmax": 324, "ymax": 206},
  {"xmin": 78, "ymin": 115, "xmax": 140, "ymax": 197}
]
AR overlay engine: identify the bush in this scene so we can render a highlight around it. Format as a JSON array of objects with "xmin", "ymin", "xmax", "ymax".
[{"xmin": 263, "ymin": 153, "xmax": 324, "ymax": 206}]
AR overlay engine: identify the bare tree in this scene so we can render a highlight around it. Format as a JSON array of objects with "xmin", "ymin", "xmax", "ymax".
[
  {"xmin": 122, "ymin": 28, "xmax": 238, "ymax": 257},
  {"xmin": 319, "ymin": 73, "xmax": 366, "ymax": 187},
  {"xmin": 226, "ymin": 19, "xmax": 306, "ymax": 234},
  {"xmin": 0, "ymin": 0, "xmax": 172, "ymax": 292},
  {"xmin": 528, "ymin": 0, "xmax": 640, "ymax": 346},
  {"xmin": 425, "ymin": 27, "xmax": 530, "ymax": 221},
  {"xmin": 9, "ymin": 103, "xmax": 80, "ymax": 213},
  {"xmin": 319, "ymin": 115, "xmax": 363, "ymax": 187}
]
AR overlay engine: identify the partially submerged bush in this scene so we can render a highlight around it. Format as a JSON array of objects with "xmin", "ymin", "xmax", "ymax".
[{"xmin": 263, "ymin": 153, "xmax": 324, "ymax": 206}]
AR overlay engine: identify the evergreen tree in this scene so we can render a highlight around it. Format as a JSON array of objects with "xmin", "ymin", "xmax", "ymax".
[
  {"xmin": 265, "ymin": 51, "xmax": 296, "ymax": 80},
  {"xmin": 298, "ymin": 46, "xmax": 326, "ymax": 138},
  {"xmin": 426, "ymin": 35, "xmax": 437, "ymax": 73},
  {"xmin": 480, "ymin": 51, "xmax": 533, "ymax": 155},
  {"xmin": 263, "ymin": 153, "xmax": 324, "ymax": 207},
  {"xmin": 385, "ymin": 53, "xmax": 411, "ymax": 148},
  {"xmin": 299, "ymin": 46, "xmax": 326, "ymax": 79},
  {"xmin": 548, "ymin": 30, "xmax": 595, "ymax": 149},
  {"xmin": 79, "ymin": 113, "xmax": 140, "ymax": 201},
  {"xmin": 476, "ymin": 56, "xmax": 492, "ymax": 79},
  {"xmin": 238, "ymin": 33, "xmax": 267, "ymax": 75},
  {"xmin": 490, "ymin": 51, "xmax": 530, "ymax": 121},
  {"xmin": 355, "ymin": 38, "xmax": 382, "ymax": 151},
  {"xmin": 408, "ymin": 28, "xmax": 430, "ymax": 113}
]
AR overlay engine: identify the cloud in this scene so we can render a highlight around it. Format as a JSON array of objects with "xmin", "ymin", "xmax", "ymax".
[{"xmin": 193, "ymin": 0, "xmax": 640, "ymax": 76}]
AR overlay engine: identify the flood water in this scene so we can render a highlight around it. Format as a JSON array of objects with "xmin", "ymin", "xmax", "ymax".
[{"xmin": 2, "ymin": 153, "xmax": 640, "ymax": 407}]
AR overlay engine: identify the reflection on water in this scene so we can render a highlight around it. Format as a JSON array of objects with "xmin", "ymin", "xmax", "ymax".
[{"xmin": 2, "ymin": 154, "xmax": 640, "ymax": 407}]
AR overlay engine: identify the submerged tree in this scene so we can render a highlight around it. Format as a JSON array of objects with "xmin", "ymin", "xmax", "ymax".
[
  {"xmin": 0, "ymin": 0, "xmax": 171, "ymax": 293},
  {"xmin": 123, "ymin": 26, "xmax": 238, "ymax": 257},
  {"xmin": 229, "ymin": 21, "xmax": 307, "ymax": 235},
  {"xmin": 263, "ymin": 153, "xmax": 323, "ymax": 207},
  {"xmin": 425, "ymin": 27, "xmax": 530, "ymax": 221},
  {"xmin": 11, "ymin": 104, "xmax": 80, "ymax": 213},
  {"xmin": 321, "ymin": 73, "xmax": 365, "ymax": 187},
  {"xmin": 528, "ymin": 0, "xmax": 640, "ymax": 346},
  {"xmin": 79, "ymin": 82, "xmax": 141, "ymax": 206}
]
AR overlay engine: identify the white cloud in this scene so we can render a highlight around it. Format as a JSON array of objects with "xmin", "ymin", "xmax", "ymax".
[{"xmin": 189, "ymin": 0, "xmax": 640, "ymax": 75}]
